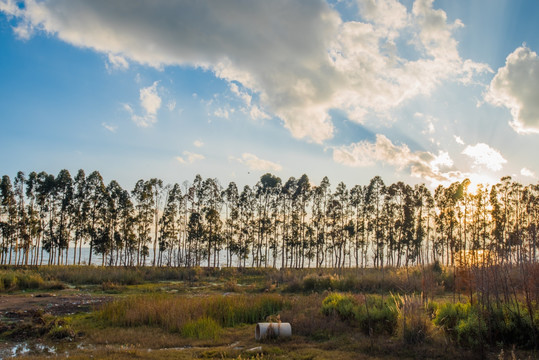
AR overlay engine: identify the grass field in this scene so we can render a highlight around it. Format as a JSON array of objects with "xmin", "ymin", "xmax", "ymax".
[{"xmin": 0, "ymin": 264, "xmax": 537, "ymax": 359}]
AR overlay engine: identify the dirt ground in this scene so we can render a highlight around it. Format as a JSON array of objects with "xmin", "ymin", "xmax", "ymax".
[{"xmin": 0, "ymin": 292, "xmax": 110, "ymax": 320}]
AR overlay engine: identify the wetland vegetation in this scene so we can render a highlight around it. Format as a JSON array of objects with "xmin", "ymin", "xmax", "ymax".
[{"xmin": 0, "ymin": 264, "xmax": 537, "ymax": 359}]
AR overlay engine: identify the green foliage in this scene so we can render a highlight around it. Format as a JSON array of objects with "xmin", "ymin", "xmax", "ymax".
[
  {"xmin": 433, "ymin": 302, "xmax": 539, "ymax": 349},
  {"xmin": 433, "ymin": 302, "xmax": 471, "ymax": 338},
  {"xmin": 181, "ymin": 317, "xmax": 222, "ymax": 340},
  {"xmin": 321, "ymin": 293, "xmax": 357, "ymax": 321},
  {"xmin": 355, "ymin": 296, "xmax": 398, "ymax": 336}
]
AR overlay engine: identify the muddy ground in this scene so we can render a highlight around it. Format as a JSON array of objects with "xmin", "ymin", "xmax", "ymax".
[{"xmin": 0, "ymin": 292, "xmax": 109, "ymax": 319}]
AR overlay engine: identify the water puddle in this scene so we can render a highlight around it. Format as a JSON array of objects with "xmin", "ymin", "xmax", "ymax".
[{"xmin": 4, "ymin": 341, "xmax": 56, "ymax": 358}]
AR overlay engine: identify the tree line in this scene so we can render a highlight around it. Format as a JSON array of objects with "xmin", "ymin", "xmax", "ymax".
[{"xmin": 0, "ymin": 170, "xmax": 537, "ymax": 268}]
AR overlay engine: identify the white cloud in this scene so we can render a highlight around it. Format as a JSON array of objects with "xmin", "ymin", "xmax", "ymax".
[
  {"xmin": 0, "ymin": 0, "xmax": 489, "ymax": 143},
  {"xmin": 235, "ymin": 153, "xmax": 282, "ymax": 172},
  {"xmin": 332, "ymin": 135, "xmax": 499, "ymax": 188},
  {"xmin": 101, "ymin": 122, "xmax": 117, "ymax": 133},
  {"xmin": 332, "ymin": 134, "xmax": 455, "ymax": 183},
  {"xmin": 140, "ymin": 81, "xmax": 161, "ymax": 116},
  {"xmin": 106, "ymin": 53, "xmax": 129, "ymax": 71},
  {"xmin": 193, "ymin": 140, "xmax": 204, "ymax": 148},
  {"xmin": 176, "ymin": 151, "xmax": 204, "ymax": 165},
  {"xmin": 213, "ymin": 107, "xmax": 229, "ymax": 119},
  {"xmin": 485, "ymin": 46, "xmax": 539, "ymax": 133},
  {"xmin": 462, "ymin": 143, "xmax": 507, "ymax": 171},
  {"xmin": 124, "ymin": 81, "xmax": 162, "ymax": 127},
  {"xmin": 454, "ymin": 136, "xmax": 465, "ymax": 145},
  {"xmin": 167, "ymin": 100, "xmax": 176, "ymax": 111},
  {"xmin": 520, "ymin": 168, "xmax": 536, "ymax": 178}
]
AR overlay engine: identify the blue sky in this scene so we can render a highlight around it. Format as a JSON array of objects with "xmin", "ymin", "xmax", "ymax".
[{"xmin": 1, "ymin": 0, "xmax": 538, "ymax": 191}]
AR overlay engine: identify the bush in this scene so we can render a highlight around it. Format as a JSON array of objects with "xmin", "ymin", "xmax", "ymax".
[
  {"xmin": 433, "ymin": 302, "xmax": 470, "ymax": 339},
  {"xmin": 322, "ymin": 293, "xmax": 398, "ymax": 335},
  {"xmin": 356, "ymin": 296, "xmax": 398, "ymax": 336},
  {"xmin": 321, "ymin": 293, "xmax": 357, "ymax": 321},
  {"xmin": 456, "ymin": 309, "xmax": 486, "ymax": 348}
]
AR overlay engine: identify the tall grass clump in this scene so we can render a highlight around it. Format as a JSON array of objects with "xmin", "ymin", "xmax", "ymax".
[
  {"xmin": 394, "ymin": 294, "xmax": 434, "ymax": 344},
  {"xmin": 180, "ymin": 317, "xmax": 222, "ymax": 340},
  {"xmin": 98, "ymin": 293, "xmax": 286, "ymax": 334},
  {"xmin": 0, "ymin": 269, "xmax": 63, "ymax": 291}
]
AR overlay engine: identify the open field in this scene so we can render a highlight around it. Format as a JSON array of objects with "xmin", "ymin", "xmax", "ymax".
[{"xmin": 0, "ymin": 265, "xmax": 537, "ymax": 359}]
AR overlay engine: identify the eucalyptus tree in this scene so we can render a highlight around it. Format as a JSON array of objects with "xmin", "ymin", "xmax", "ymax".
[
  {"xmin": 294, "ymin": 174, "xmax": 311, "ymax": 268},
  {"xmin": 255, "ymin": 173, "xmax": 281, "ymax": 267},
  {"xmin": 35, "ymin": 172, "xmax": 57, "ymax": 265},
  {"xmin": 238, "ymin": 185, "xmax": 255, "ymax": 267},
  {"xmin": 158, "ymin": 183, "xmax": 182, "ymax": 266},
  {"xmin": 280, "ymin": 177, "xmax": 297, "ymax": 268},
  {"xmin": 25, "ymin": 172, "xmax": 41, "ymax": 265},
  {"xmin": 200, "ymin": 177, "xmax": 223, "ymax": 267},
  {"xmin": 223, "ymin": 182, "xmax": 239, "ymax": 267},
  {"xmin": 102, "ymin": 180, "xmax": 130, "ymax": 266},
  {"xmin": 132, "ymin": 179, "xmax": 154, "ymax": 266},
  {"xmin": 72, "ymin": 170, "xmax": 88, "ymax": 265},
  {"xmin": 350, "ymin": 184, "xmax": 367, "ymax": 267},
  {"xmin": 0, "ymin": 175, "xmax": 17, "ymax": 264},
  {"xmin": 54, "ymin": 169, "xmax": 74, "ymax": 265},
  {"xmin": 145, "ymin": 178, "xmax": 164, "ymax": 267},
  {"xmin": 413, "ymin": 183, "xmax": 434, "ymax": 265},
  {"xmin": 522, "ymin": 184, "xmax": 538, "ymax": 262},
  {"xmin": 386, "ymin": 182, "xmax": 414, "ymax": 267},
  {"xmin": 330, "ymin": 181, "xmax": 349, "ymax": 268},
  {"xmin": 312, "ymin": 177, "xmax": 330, "ymax": 267},
  {"xmin": 366, "ymin": 176, "xmax": 386, "ymax": 268},
  {"xmin": 116, "ymin": 185, "xmax": 135, "ymax": 266},
  {"xmin": 86, "ymin": 171, "xmax": 107, "ymax": 266},
  {"xmin": 14, "ymin": 172, "xmax": 29, "ymax": 265}
]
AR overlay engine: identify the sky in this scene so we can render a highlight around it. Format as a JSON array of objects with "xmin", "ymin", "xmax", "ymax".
[{"xmin": 1, "ymin": 0, "xmax": 538, "ymax": 192}]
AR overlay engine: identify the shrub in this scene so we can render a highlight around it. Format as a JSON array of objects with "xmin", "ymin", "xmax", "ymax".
[
  {"xmin": 456, "ymin": 309, "xmax": 486, "ymax": 348},
  {"xmin": 303, "ymin": 274, "xmax": 334, "ymax": 292},
  {"xmin": 355, "ymin": 296, "xmax": 398, "ymax": 336},
  {"xmin": 322, "ymin": 293, "xmax": 398, "ymax": 335},
  {"xmin": 321, "ymin": 293, "xmax": 357, "ymax": 321},
  {"xmin": 433, "ymin": 302, "xmax": 470, "ymax": 339}
]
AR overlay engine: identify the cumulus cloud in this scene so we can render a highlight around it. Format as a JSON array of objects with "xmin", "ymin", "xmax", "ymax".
[
  {"xmin": 0, "ymin": 0, "xmax": 489, "ymax": 143},
  {"xmin": 485, "ymin": 46, "xmax": 539, "ymax": 133},
  {"xmin": 234, "ymin": 153, "xmax": 282, "ymax": 172},
  {"xmin": 333, "ymin": 134, "xmax": 455, "ymax": 183},
  {"xmin": 520, "ymin": 168, "xmax": 536, "ymax": 178},
  {"xmin": 123, "ymin": 81, "xmax": 162, "ymax": 127},
  {"xmin": 462, "ymin": 143, "xmax": 507, "ymax": 171},
  {"xmin": 176, "ymin": 151, "xmax": 204, "ymax": 164}
]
